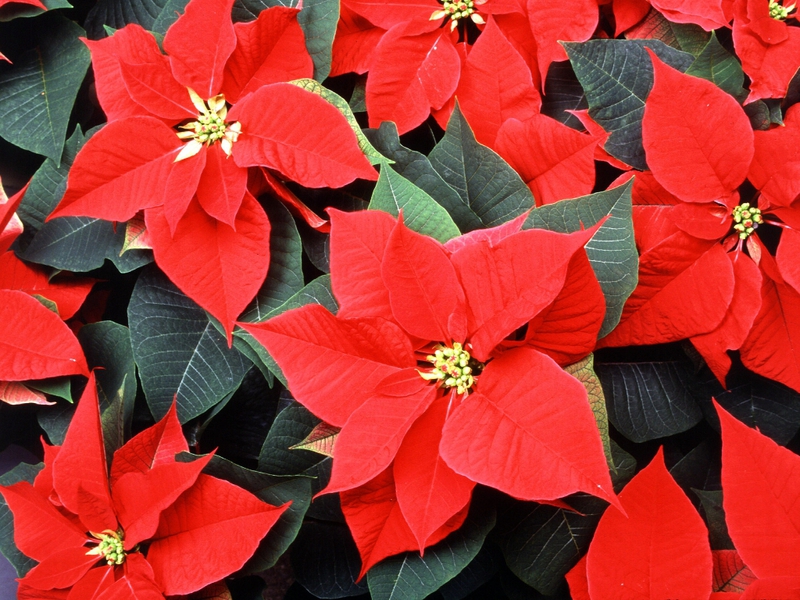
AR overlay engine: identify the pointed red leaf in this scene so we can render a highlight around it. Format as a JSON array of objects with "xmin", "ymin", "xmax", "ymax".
[
  {"xmin": 650, "ymin": 0, "xmax": 728, "ymax": 29},
  {"xmin": 717, "ymin": 402, "xmax": 800, "ymax": 579},
  {"xmin": 691, "ymin": 254, "xmax": 762, "ymax": 385},
  {"xmin": 565, "ymin": 555, "xmax": 590, "ymax": 600},
  {"xmin": 739, "ymin": 264, "xmax": 800, "ymax": 393},
  {"xmin": 0, "ymin": 380, "xmax": 52, "ymax": 405},
  {"xmin": 0, "ymin": 481, "xmax": 87, "ymax": 562},
  {"xmin": 527, "ymin": 0, "xmax": 599, "ymax": 83},
  {"xmin": 163, "ymin": 146, "xmax": 207, "ymax": 234},
  {"xmin": 778, "ymin": 227, "xmax": 800, "ymax": 295},
  {"xmin": 222, "ymin": 7, "xmax": 313, "ymax": 103},
  {"xmin": 443, "ymin": 213, "xmax": 528, "ymax": 254},
  {"xmin": 229, "ymin": 83, "xmax": 377, "ymax": 187},
  {"xmin": 525, "ymin": 250, "xmax": 605, "ymax": 366},
  {"xmin": 76, "ymin": 486, "xmax": 118, "ymax": 533},
  {"xmin": 163, "ymin": 0, "xmax": 236, "ymax": 98},
  {"xmin": 85, "ymin": 26, "xmax": 172, "ymax": 122},
  {"xmin": 440, "ymin": 347, "xmax": 619, "ymax": 506},
  {"xmin": 148, "ymin": 474, "xmax": 288, "ymax": 595},
  {"xmin": 113, "ymin": 455, "xmax": 213, "ymax": 547},
  {"xmin": 195, "ymin": 144, "xmax": 247, "ymax": 226},
  {"xmin": 643, "ymin": 51, "xmax": 753, "ymax": 204},
  {"xmin": 366, "ymin": 25, "xmax": 461, "ymax": 134},
  {"xmin": 118, "ymin": 58, "xmax": 196, "ymax": 122},
  {"xmin": 146, "ymin": 193, "xmax": 270, "ymax": 338},
  {"xmin": 22, "ymin": 546, "xmax": 100, "ymax": 591},
  {"xmin": 586, "ymin": 449, "xmax": 712, "ymax": 599},
  {"xmin": 713, "ymin": 550, "xmax": 757, "ymax": 593},
  {"xmin": 241, "ymin": 305, "xmax": 415, "ymax": 426},
  {"xmin": 749, "ymin": 104, "xmax": 800, "ymax": 209},
  {"xmin": 330, "ymin": 2, "xmax": 385, "ymax": 77},
  {"xmin": 111, "ymin": 402, "xmax": 188, "ymax": 484},
  {"xmin": 0, "ymin": 252, "xmax": 94, "ymax": 320},
  {"xmin": 496, "ymin": 115, "xmax": 596, "ymax": 205},
  {"xmin": 739, "ymin": 577, "xmax": 800, "ymax": 600},
  {"xmin": 393, "ymin": 394, "xmax": 475, "ymax": 548},
  {"xmin": 456, "ymin": 18, "xmax": 540, "ymax": 148},
  {"xmin": 736, "ymin": 25, "xmax": 800, "ymax": 103},
  {"xmin": 18, "ymin": 586, "xmax": 69, "ymax": 600},
  {"xmin": 600, "ymin": 238, "xmax": 735, "ymax": 347},
  {"xmin": 93, "ymin": 554, "xmax": 163, "ymax": 600},
  {"xmin": 53, "ymin": 372, "xmax": 113, "ymax": 520},
  {"xmin": 0, "ymin": 289, "xmax": 89, "ymax": 381},
  {"xmin": 64, "ymin": 565, "xmax": 115, "ymax": 599},
  {"xmin": 451, "ymin": 227, "xmax": 595, "ymax": 361},
  {"xmin": 329, "ymin": 208, "xmax": 395, "ymax": 320},
  {"xmin": 324, "ymin": 370, "xmax": 437, "ymax": 494},
  {"xmin": 569, "ymin": 109, "xmax": 632, "ymax": 171},
  {"xmin": 0, "ymin": 177, "xmax": 26, "ymax": 253},
  {"xmin": 34, "ymin": 443, "xmax": 60, "ymax": 497},
  {"xmin": 51, "ymin": 118, "xmax": 182, "ymax": 222},
  {"xmin": 344, "ymin": 0, "xmax": 436, "ymax": 29},
  {"xmin": 381, "ymin": 216, "xmax": 466, "ymax": 342},
  {"xmin": 612, "ymin": 0, "xmax": 650, "ymax": 35}
]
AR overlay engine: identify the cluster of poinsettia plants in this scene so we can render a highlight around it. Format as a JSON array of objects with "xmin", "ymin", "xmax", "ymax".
[{"xmin": 0, "ymin": 0, "xmax": 799, "ymax": 595}]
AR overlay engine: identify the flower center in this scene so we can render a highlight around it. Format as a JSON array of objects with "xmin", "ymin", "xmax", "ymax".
[
  {"xmin": 86, "ymin": 529, "xmax": 126, "ymax": 566},
  {"xmin": 430, "ymin": 0, "xmax": 485, "ymax": 31},
  {"xmin": 175, "ymin": 89, "xmax": 241, "ymax": 162},
  {"xmin": 769, "ymin": 0, "xmax": 796, "ymax": 20},
  {"xmin": 732, "ymin": 203, "xmax": 763, "ymax": 239},
  {"xmin": 419, "ymin": 342, "xmax": 481, "ymax": 394}
]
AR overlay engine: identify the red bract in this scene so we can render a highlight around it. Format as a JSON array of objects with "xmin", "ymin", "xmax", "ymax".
[
  {"xmin": 48, "ymin": 0, "xmax": 376, "ymax": 335},
  {"xmin": 242, "ymin": 209, "xmax": 618, "ymax": 573},
  {"xmin": 0, "ymin": 373, "xmax": 289, "ymax": 598},
  {"xmin": 601, "ymin": 54, "xmax": 800, "ymax": 393}
]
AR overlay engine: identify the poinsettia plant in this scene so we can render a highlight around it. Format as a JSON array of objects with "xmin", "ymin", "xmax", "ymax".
[{"xmin": 1, "ymin": 0, "xmax": 800, "ymax": 597}]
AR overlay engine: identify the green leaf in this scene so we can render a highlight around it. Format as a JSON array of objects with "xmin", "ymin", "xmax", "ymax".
[
  {"xmin": 438, "ymin": 545, "xmax": 501, "ymax": 600},
  {"xmin": 0, "ymin": 0, "xmax": 71, "ymax": 21},
  {"xmin": 291, "ymin": 520, "xmax": 368, "ymax": 599},
  {"xmin": 627, "ymin": 8, "xmax": 710, "ymax": 56},
  {"xmin": 128, "ymin": 266, "xmax": 251, "ymax": 422},
  {"xmin": 0, "ymin": 16, "xmax": 90, "ymax": 162},
  {"xmin": 26, "ymin": 377, "xmax": 72, "ymax": 401},
  {"xmin": 230, "ymin": 0, "xmax": 336, "ymax": 80},
  {"xmin": 190, "ymin": 453, "xmax": 313, "ymax": 572},
  {"xmin": 693, "ymin": 489, "xmax": 734, "ymax": 550},
  {"xmin": 85, "ymin": 0, "xmax": 189, "ymax": 38},
  {"xmin": 0, "ymin": 461, "xmax": 40, "ymax": 577},
  {"xmin": 78, "ymin": 321, "xmax": 137, "ymax": 438},
  {"xmin": 19, "ymin": 216, "xmax": 152, "ymax": 274},
  {"xmin": 494, "ymin": 442, "xmax": 635, "ymax": 595},
  {"xmin": 350, "ymin": 76, "xmax": 366, "ymax": 112},
  {"xmin": 563, "ymin": 39, "xmax": 694, "ymax": 169},
  {"xmin": 289, "ymin": 78, "xmax": 386, "ymax": 166},
  {"xmin": 428, "ymin": 104, "xmax": 534, "ymax": 229},
  {"xmin": 369, "ymin": 167, "xmax": 461, "ymax": 243},
  {"xmin": 258, "ymin": 400, "xmax": 325, "ymax": 476},
  {"xmin": 240, "ymin": 201, "xmax": 304, "ymax": 322},
  {"xmin": 564, "ymin": 354, "xmax": 614, "ymax": 471},
  {"xmin": 364, "ymin": 123, "xmax": 469, "ymax": 227},
  {"xmin": 540, "ymin": 61, "xmax": 588, "ymax": 131},
  {"xmin": 594, "ymin": 360, "xmax": 703, "ymax": 443},
  {"xmin": 686, "ymin": 32, "xmax": 746, "ymax": 101},
  {"xmin": 524, "ymin": 180, "xmax": 638, "ymax": 338},
  {"xmin": 367, "ymin": 497, "xmax": 496, "ymax": 600},
  {"xmin": 236, "ymin": 274, "xmax": 338, "ymax": 385}
]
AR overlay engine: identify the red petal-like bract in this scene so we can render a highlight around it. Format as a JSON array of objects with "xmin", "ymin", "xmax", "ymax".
[
  {"xmin": 52, "ymin": 373, "xmax": 114, "ymax": 529},
  {"xmin": 565, "ymin": 555, "xmax": 591, "ymax": 600},
  {"xmin": 147, "ymin": 473, "xmax": 288, "ymax": 595},
  {"xmin": 146, "ymin": 193, "xmax": 270, "ymax": 339},
  {"xmin": 455, "ymin": 18, "xmax": 541, "ymax": 148},
  {"xmin": 111, "ymin": 402, "xmax": 188, "ymax": 485},
  {"xmin": 324, "ymin": 370, "xmax": 438, "ymax": 494},
  {"xmin": 526, "ymin": 0, "xmax": 599, "ymax": 83},
  {"xmin": 195, "ymin": 144, "xmax": 247, "ymax": 227},
  {"xmin": 0, "ymin": 252, "xmax": 94, "ymax": 320},
  {"xmin": 393, "ymin": 394, "xmax": 475, "ymax": 548},
  {"xmin": 223, "ymin": 7, "xmax": 313, "ymax": 103},
  {"xmin": 329, "ymin": 208, "xmax": 396, "ymax": 321},
  {"xmin": 366, "ymin": 25, "xmax": 461, "ymax": 134},
  {"xmin": 612, "ymin": 0, "xmax": 650, "ymax": 35},
  {"xmin": 230, "ymin": 83, "xmax": 377, "ymax": 187},
  {"xmin": 381, "ymin": 216, "xmax": 466, "ymax": 342},
  {"xmin": 643, "ymin": 51, "xmax": 754, "ymax": 204},
  {"xmin": 345, "ymin": 0, "xmax": 435, "ymax": 29},
  {"xmin": 22, "ymin": 545, "xmax": 100, "ymax": 590},
  {"xmin": 163, "ymin": 0, "xmax": 236, "ymax": 98},
  {"xmin": 440, "ymin": 347, "xmax": 619, "ymax": 506},
  {"xmin": 650, "ymin": 0, "xmax": 728, "ymax": 29},
  {"xmin": 734, "ymin": 24, "xmax": 800, "ymax": 102},
  {"xmin": 496, "ymin": 115, "xmax": 596, "ymax": 205},
  {"xmin": 778, "ymin": 227, "xmax": 800, "ymax": 295},
  {"xmin": 586, "ymin": 449, "xmax": 712, "ymax": 599},
  {"xmin": 717, "ymin": 402, "xmax": 800, "ymax": 579},
  {"xmin": 330, "ymin": 2, "xmax": 385, "ymax": 77},
  {"xmin": 749, "ymin": 104, "xmax": 800, "ymax": 209},
  {"xmin": 51, "ymin": 117, "xmax": 181, "ymax": 222},
  {"xmin": 0, "ymin": 289, "xmax": 89, "ymax": 381},
  {"xmin": 241, "ymin": 305, "xmax": 416, "ymax": 426},
  {"xmin": 0, "ymin": 382, "xmax": 52, "ymax": 406},
  {"xmin": 0, "ymin": 178, "xmax": 26, "ymax": 253}
]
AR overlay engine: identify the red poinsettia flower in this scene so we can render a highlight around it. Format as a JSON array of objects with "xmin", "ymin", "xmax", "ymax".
[
  {"xmin": 48, "ymin": 0, "xmax": 377, "ymax": 335},
  {"xmin": 242, "ymin": 209, "xmax": 619, "ymax": 574},
  {"xmin": 600, "ymin": 52, "xmax": 800, "ymax": 393},
  {"xmin": 0, "ymin": 372, "xmax": 288, "ymax": 598},
  {"xmin": 566, "ymin": 403, "xmax": 800, "ymax": 599}
]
